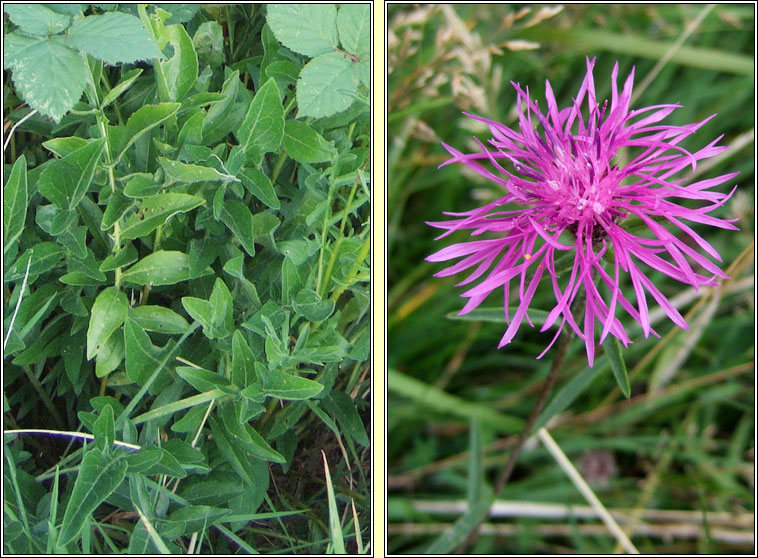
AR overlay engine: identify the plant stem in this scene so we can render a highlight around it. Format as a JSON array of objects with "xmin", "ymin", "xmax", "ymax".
[{"xmin": 459, "ymin": 293, "xmax": 583, "ymax": 552}]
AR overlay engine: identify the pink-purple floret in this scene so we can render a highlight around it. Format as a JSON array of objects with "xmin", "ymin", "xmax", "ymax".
[{"xmin": 427, "ymin": 57, "xmax": 738, "ymax": 366}]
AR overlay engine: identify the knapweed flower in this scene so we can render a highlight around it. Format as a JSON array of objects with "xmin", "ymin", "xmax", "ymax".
[{"xmin": 427, "ymin": 57, "xmax": 738, "ymax": 366}]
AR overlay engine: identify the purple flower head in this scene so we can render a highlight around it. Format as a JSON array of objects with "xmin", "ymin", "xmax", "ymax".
[{"xmin": 427, "ymin": 57, "xmax": 738, "ymax": 367}]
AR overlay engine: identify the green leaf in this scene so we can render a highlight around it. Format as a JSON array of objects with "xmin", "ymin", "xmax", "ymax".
[
  {"xmin": 42, "ymin": 136, "xmax": 88, "ymax": 158},
  {"xmin": 181, "ymin": 279, "xmax": 232, "ymax": 339},
  {"xmin": 156, "ymin": 23, "xmax": 197, "ymax": 101},
  {"xmin": 101, "ymin": 191, "xmax": 133, "ymax": 230},
  {"xmin": 86, "ymin": 286, "xmax": 128, "ymax": 360},
  {"xmin": 161, "ymin": 506, "xmax": 230, "ymax": 539},
  {"xmin": 123, "ymin": 173, "xmax": 160, "ymax": 198},
  {"xmin": 38, "ymin": 137, "xmax": 106, "ymax": 210},
  {"xmin": 322, "ymin": 451, "xmax": 346, "ymax": 554},
  {"xmin": 534, "ymin": 360, "xmax": 608, "ymax": 431},
  {"xmin": 293, "ymin": 288, "xmax": 334, "ymax": 322},
  {"xmin": 101, "ymin": 68, "xmax": 143, "ymax": 108},
  {"xmin": 425, "ymin": 485, "xmax": 494, "ymax": 554},
  {"xmin": 99, "ymin": 243, "xmax": 138, "ymax": 272},
  {"xmin": 176, "ymin": 366, "xmax": 231, "ymax": 392},
  {"xmin": 159, "ymin": 157, "xmax": 238, "ymax": 183},
  {"xmin": 446, "ymin": 306, "xmax": 550, "ymax": 326},
  {"xmin": 58, "ymin": 449, "xmax": 128, "ymax": 546},
  {"xmin": 337, "ymin": 4, "xmax": 369, "ymax": 57},
  {"xmin": 189, "ymin": 237, "xmax": 221, "ymax": 278},
  {"xmin": 320, "ymin": 391, "xmax": 368, "ymax": 447},
  {"xmin": 4, "ymin": 4, "xmax": 71, "ymax": 35},
  {"xmin": 123, "ymin": 319, "xmax": 163, "ymax": 386},
  {"xmin": 208, "ymin": 417, "xmax": 259, "ymax": 487},
  {"xmin": 388, "ymin": 368, "xmax": 524, "ymax": 433},
  {"xmin": 231, "ymin": 330, "xmax": 257, "ymax": 388},
  {"xmin": 95, "ymin": 332, "xmax": 124, "ymax": 378},
  {"xmin": 221, "ymin": 200, "xmax": 256, "ymax": 257},
  {"xmin": 266, "ymin": 4, "xmax": 337, "ymax": 57},
  {"xmin": 4, "ymin": 242, "xmax": 65, "ymax": 282},
  {"xmin": 57, "ymin": 225, "xmax": 88, "ymax": 259},
  {"xmin": 129, "ymin": 305, "xmax": 190, "ymax": 334},
  {"xmin": 296, "ymin": 52, "xmax": 358, "ymax": 119},
  {"xmin": 282, "ymin": 120, "xmax": 335, "ymax": 164},
  {"xmin": 235, "ymin": 77, "xmax": 284, "ymax": 158},
  {"xmin": 113, "ymin": 103, "xmax": 181, "ymax": 163},
  {"xmin": 281, "ymin": 257, "xmax": 301, "ymax": 303},
  {"xmin": 201, "ymin": 70, "xmax": 241, "ymax": 145},
  {"xmin": 4, "ymin": 155, "xmax": 28, "ymax": 254},
  {"xmin": 604, "ymin": 335, "xmax": 631, "ymax": 398},
  {"xmin": 219, "ymin": 404, "xmax": 285, "ymax": 463},
  {"xmin": 209, "ymin": 277, "xmax": 234, "ymax": 335},
  {"xmin": 65, "ymin": 12, "xmax": 163, "ymax": 64},
  {"xmin": 238, "ymin": 167, "xmax": 279, "ymax": 210},
  {"xmin": 264, "ymin": 369, "xmax": 323, "ymax": 401},
  {"xmin": 93, "ymin": 404, "xmax": 115, "ymax": 452},
  {"xmin": 5, "ymin": 37, "xmax": 87, "ymax": 122},
  {"xmin": 121, "ymin": 250, "xmax": 193, "ymax": 286},
  {"xmin": 120, "ymin": 193, "xmax": 205, "ymax": 240}
]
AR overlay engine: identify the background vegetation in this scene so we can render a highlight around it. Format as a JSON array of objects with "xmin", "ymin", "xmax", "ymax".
[
  {"xmin": 387, "ymin": 4, "xmax": 754, "ymax": 554},
  {"xmin": 4, "ymin": 4, "xmax": 369, "ymax": 554}
]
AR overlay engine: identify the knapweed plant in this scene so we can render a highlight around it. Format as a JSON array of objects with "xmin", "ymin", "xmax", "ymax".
[
  {"xmin": 4, "ymin": 4, "xmax": 369, "ymax": 554},
  {"xmin": 428, "ymin": 56, "xmax": 738, "ymax": 370}
]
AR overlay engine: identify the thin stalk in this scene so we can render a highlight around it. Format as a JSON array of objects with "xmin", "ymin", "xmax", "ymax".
[{"xmin": 459, "ymin": 290, "xmax": 583, "ymax": 552}]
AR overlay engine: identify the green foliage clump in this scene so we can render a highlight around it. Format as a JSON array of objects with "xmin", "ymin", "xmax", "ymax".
[{"xmin": 4, "ymin": 4, "xmax": 370, "ymax": 554}]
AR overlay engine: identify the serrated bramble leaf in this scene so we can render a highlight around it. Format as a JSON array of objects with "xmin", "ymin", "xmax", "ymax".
[
  {"xmin": 3, "ymin": 32, "xmax": 43, "ymax": 69},
  {"xmin": 221, "ymin": 201, "xmax": 256, "ymax": 257},
  {"xmin": 235, "ymin": 77, "xmax": 283, "ymax": 159},
  {"xmin": 87, "ymin": 286, "xmax": 129, "ymax": 360},
  {"xmin": 120, "ymin": 193, "xmax": 205, "ymax": 240},
  {"xmin": 336, "ymin": 4, "xmax": 370, "ymax": 58},
  {"xmin": 6, "ymin": 38, "xmax": 86, "ymax": 122},
  {"xmin": 121, "ymin": 250, "xmax": 194, "ymax": 286},
  {"xmin": 296, "ymin": 52, "xmax": 358, "ymax": 119},
  {"xmin": 4, "ymin": 4, "xmax": 71, "ymax": 36},
  {"xmin": 266, "ymin": 4, "xmax": 337, "ymax": 57},
  {"xmin": 65, "ymin": 12, "xmax": 163, "ymax": 64},
  {"xmin": 282, "ymin": 120, "xmax": 335, "ymax": 164},
  {"xmin": 58, "ymin": 449, "xmax": 128, "ymax": 546},
  {"xmin": 4, "ymin": 155, "xmax": 28, "ymax": 254},
  {"xmin": 238, "ymin": 167, "xmax": 279, "ymax": 210}
]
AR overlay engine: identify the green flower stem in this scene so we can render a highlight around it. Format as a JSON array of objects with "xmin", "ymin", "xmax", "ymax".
[{"xmin": 459, "ymin": 290, "xmax": 584, "ymax": 552}]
